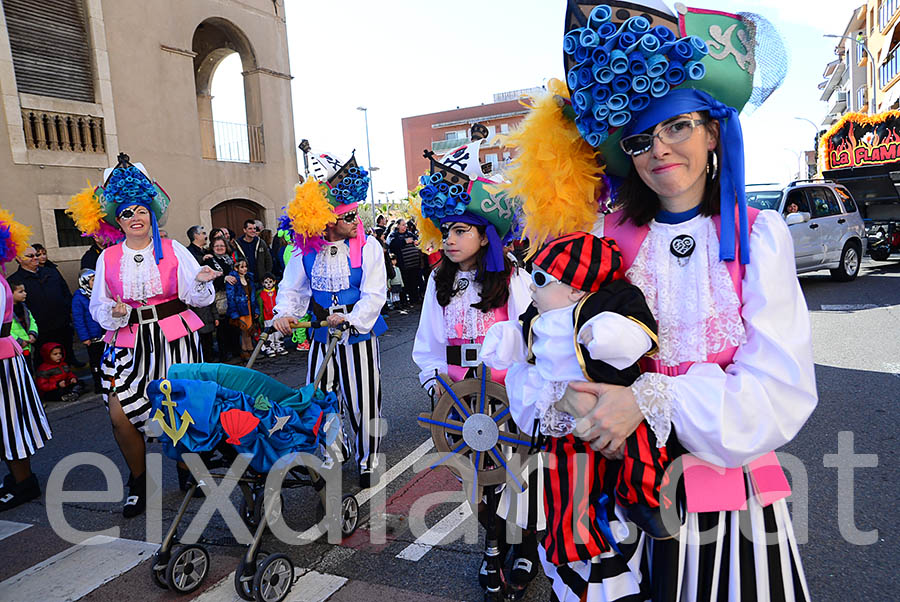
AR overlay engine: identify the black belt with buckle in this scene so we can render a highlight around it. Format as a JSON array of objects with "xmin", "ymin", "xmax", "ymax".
[
  {"xmin": 309, "ymin": 299, "xmax": 355, "ymax": 321},
  {"xmin": 0, "ymin": 322, "xmax": 10, "ymax": 337},
  {"xmin": 446, "ymin": 343, "xmax": 482, "ymax": 368},
  {"xmin": 128, "ymin": 299, "xmax": 188, "ymax": 326}
]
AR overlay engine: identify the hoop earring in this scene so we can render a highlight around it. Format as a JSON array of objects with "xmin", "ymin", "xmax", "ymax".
[{"xmin": 707, "ymin": 151, "xmax": 719, "ymax": 180}]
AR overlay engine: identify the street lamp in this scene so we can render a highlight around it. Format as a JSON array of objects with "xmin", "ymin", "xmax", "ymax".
[
  {"xmin": 783, "ymin": 148, "xmax": 802, "ymax": 181},
  {"xmin": 824, "ymin": 34, "xmax": 876, "ymax": 114},
  {"xmin": 793, "ymin": 118, "xmax": 820, "ymax": 178},
  {"xmin": 356, "ymin": 106, "xmax": 376, "ymax": 223}
]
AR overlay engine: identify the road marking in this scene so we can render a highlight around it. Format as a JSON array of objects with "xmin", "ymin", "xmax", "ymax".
[
  {"xmin": 195, "ymin": 567, "xmax": 347, "ymax": 602},
  {"xmin": 297, "ymin": 438, "xmax": 435, "ymax": 542},
  {"xmin": 396, "ymin": 501, "xmax": 473, "ymax": 561},
  {"xmin": 0, "ymin": 535, "xmax": 156, "ymax": 601},
  {"xmin": 46, "ymin": 395, "xmax": 96, "ymax": 414},
  {"xmin": 818, "ymin": 304, "xmax": 886, "ymax": 311},
  {"xmin": 0, "ymin": 520, "xmax": 31, "ymax": 542}
]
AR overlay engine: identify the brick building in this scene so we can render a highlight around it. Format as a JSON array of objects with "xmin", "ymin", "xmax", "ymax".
[{"xmin": 400, "ymin": 87, "xmax": 542, "ymax": 191}]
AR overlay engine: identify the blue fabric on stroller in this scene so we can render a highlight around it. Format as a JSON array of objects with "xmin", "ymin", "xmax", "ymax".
[{"xmin": 148, "ymin": 363, "xmax": 339, "ymax": 473}]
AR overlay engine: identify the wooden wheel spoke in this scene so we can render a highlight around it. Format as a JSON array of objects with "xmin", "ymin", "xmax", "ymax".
[{"xmin": 487, "ymin": 448, "xmax": 525, "ymax": 493}]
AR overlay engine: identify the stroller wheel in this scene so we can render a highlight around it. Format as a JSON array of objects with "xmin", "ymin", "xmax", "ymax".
[
  {"xmin": 341, "ymin": 493, "xmax": 360, "ymax": 536},
  {"xmin": 165, "ymin": 544, "xmax": 210, "ymax": 594},
  {"xmin": 235, "ymin": 551, "xmax": 268, "ymax": 601},
  {"xmin": 149, "ymin": 550, "xmax": 169, "ymax": 589},
  {"xmin": 252, "ymin": 553, "xmax": 294, "ymax": 602}
]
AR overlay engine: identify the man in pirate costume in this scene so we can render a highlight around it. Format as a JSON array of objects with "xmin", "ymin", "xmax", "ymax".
[
  {"xmin": 273, "ymin": 150, "xmax": 387, "ymax": 489},
  {"xmin": 496, "ymin": 3, "xmax": 814, "ymax": 601},
  {"xmin": 0, "ymin": 209, "xmax": 52, "ymax": 511},
  {"xmin": 69, "ymin": 154, "xmax": 220, "ymax": 517}
]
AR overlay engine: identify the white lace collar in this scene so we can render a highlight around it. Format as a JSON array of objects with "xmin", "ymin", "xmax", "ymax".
[
  {"xmin": 311, "ymin": 241, "xmax": 351, "ymax": 293},
  {"xmin": 119, "ymin": 241, "xmax": 163, "ymax": 302},
  {"xmin": 443, "ymin": 270, "xmax": 498, "ymax": 340},
  {"xmin": 626, "ymin": 215, "xmax": 746, "ymax": 366}
]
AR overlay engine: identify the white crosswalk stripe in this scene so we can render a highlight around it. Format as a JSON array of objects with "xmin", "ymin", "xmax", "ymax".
[
  {"xmin": 0, "ymin": 534, "xmax": 157, "ymax": 601},
  {"xmin": 396, "ymin": 501, "xmax": 472, "ymax": 561},
  {"xmin": 0, "ymin": 519, "xmax": 31, "ymax": 542},
  {"xmin": 193, "ymin": 567, "xmax": 347, "ymax": 602}
]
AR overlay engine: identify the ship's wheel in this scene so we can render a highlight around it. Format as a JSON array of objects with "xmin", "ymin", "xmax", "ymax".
[{"xmin": 417, "ymin": 368, "xmax": 533, "ymax": 503}]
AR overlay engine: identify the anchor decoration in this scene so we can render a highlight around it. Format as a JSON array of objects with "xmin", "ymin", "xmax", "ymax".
[{"xmin": 152, "ymin": 380, "xmax": 194, "ymax": 447}]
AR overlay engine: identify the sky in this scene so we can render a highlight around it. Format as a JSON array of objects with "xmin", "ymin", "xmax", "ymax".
[{"xmin": 210, "ymin": 0, "xmax": 867, "ymax": 203}]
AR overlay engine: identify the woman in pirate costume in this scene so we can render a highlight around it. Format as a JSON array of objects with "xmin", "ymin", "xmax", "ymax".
[
  {"xmin": 499, "ymin": 3, "xmax": 814, "ymax": 600},
  {"xmin": 411, "ymin": 140, "xmax": 545, "ymax": 599},
  {"xmin": 69, "ymin": 153, "xmax": 220, "ymax": 517},
  {"xmin": 0, "ymin": 209, "xmax": 51, "ymax": 511}
]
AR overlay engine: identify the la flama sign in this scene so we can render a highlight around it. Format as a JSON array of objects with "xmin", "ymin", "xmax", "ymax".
[{"xmin": 824, "ymin": 111, "xmax": 900, "ymax": 170}]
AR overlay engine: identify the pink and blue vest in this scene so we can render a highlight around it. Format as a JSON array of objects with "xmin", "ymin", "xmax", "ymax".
[
  {"xmin": 605, "ymin": 208, "xmax": 791, "ymax": 513},
  {"xmin": 301, "ymin": 243, "xmax": 388, "ymax": 345},
  {"xmin": 0, "ymin": 276, "xmax": 23, "ymax": 360},
  {"xmin": 101, "ymin": 238, "xmax": 204, "ymax": 348}
]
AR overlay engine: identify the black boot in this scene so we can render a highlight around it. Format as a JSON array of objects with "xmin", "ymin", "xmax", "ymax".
[
  {"xmin": 123, "ymin": 472, "xmax": 146, "ymax": 518},
  {"xmin": 0, "ymin": 473, "xmax": 40, "ymax": 512},
  {"xmin": 506, "ymin": 530, "xmax": 539, "ymax": 599},
  {"xmin": 622, "ymin": 502, "xmax": 679, "ymax": 540}
]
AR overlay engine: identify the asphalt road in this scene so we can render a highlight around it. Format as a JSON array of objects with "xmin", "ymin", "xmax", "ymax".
[{"xmin": 1, "ymin": 257, "xmax": 898, "ymax": 601}]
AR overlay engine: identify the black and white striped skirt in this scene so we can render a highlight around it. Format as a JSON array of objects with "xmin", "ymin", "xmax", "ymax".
[
  {"xmin": 0, "ymin": 353, "xmax": 52, "ymax": 461},
  {"xmin": 540, "ymin": 474, "xmax": 810, "ymax": 601},
  {"xmin": 100, "ymin": 323, "xmax": 201, "ymax": 433}
]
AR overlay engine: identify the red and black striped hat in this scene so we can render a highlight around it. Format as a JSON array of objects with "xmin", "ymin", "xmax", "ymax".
[{"xmin": 532, "ymin": 232, "xmax": 624, "ymax": 292}]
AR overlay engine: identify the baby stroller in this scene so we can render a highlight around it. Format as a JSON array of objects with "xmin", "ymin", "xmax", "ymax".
[{"xmin": 148, "ymin": 321, "xmax": 360, "ymax": 602}]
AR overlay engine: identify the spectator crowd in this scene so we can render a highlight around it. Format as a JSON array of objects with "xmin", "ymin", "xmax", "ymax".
[{"xmin": 8, "ymin": 214, "xmax": 438, "ymax": 403}]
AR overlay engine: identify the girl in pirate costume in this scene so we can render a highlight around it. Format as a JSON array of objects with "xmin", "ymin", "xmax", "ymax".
[
  {"xmin": 411, "ymin": 140, "xmax": 545, "ymax": 599},
  {"xmin": 0, "ymin": 209, "xmax": 51, "ymax": 511},
  {"xmin": 498, "ymin": 3, "xmax": 814, "ymax": 600},
  {"xmin": 69, "ymin": 153, "xmax": 220, "ymax": 517}
]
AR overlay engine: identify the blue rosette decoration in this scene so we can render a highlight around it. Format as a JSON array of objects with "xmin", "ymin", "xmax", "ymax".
[
  {"xmin": 416, "ymin": 172, "xmax": 472, "ymax": 221},
  {"xmin": 329, "ymin": 166, "xmax": 370, "ymax": 205},
  {"xmin": 564, "ymin": 6, "xmax": 709, "ymax": 146}
]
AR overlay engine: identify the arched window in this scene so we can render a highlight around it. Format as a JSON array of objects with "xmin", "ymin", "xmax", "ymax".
[{"xmin": 192, "ymin": 19, "xmax": 263, "ymax": 163}]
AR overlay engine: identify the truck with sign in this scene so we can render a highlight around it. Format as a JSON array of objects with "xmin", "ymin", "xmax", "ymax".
[{"xmin": 820, "ymin": 110, "xmax": 900, "ymax": 261}]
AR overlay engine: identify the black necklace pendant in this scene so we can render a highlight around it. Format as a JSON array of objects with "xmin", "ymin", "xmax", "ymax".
[
  {"xmin": 329, "ymin": 246, "xmax": 338, "ymax": 257},
  {"xmin": 453, "ymin": 277, "xmax": 469, "ymax": 296},
  {"xmin": 133, "ymin": 253, "xmax": 144, "ymax": 264},
  {"xmin": 670, "ymin": 234, "xmax": 695, "ymax": 266}
]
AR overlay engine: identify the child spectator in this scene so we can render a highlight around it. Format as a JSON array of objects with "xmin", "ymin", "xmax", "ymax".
[
  {"xmin": 387, "ymin": 254, "xmax": 404, "ymax": 310},
  {"xmin": 35, "ymin": 343, "xmax": 81, "ymax": 402},
  {"xmin": 71, "ymin": 269, "xmax": 105, "ymax": 393},
  {"xmin": 257, "ymin": 272, "xmax": 287, "ymax": 357},
  {"xmin": 9, "ymin": 282, "xmax": 37, "ymax": 373},
  {"xmin": 292, "ymin": 312, "xmax": 311, "ymax": 351},
  {"xmin": 226, "ymin": 259, "xmax": 257, "ymax": 360}
]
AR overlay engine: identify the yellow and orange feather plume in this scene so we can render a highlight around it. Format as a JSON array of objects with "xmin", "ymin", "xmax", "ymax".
[
  {"xmin": 0, "ymin": 208, "xmax": 31, "ymax": 265},
  {"xmin": 66, "ymin": 182, "xmax": 104, "ymax": 236},
  {"xmin": 286, "ymin": 179, "xmax": 336, "ymax": 251},
  {"xmin": 408, "ymin": 186, "xmax": 443, "ymax": 253},
  {"xmin": 499, "ymin": 78, "xmax": 606, "ymax": 252}
]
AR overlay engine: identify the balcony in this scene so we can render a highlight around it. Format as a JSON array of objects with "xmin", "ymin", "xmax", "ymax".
[
  {"xmin": 819, "ymin": 62, "xmax": 847, "ymax": 101},
  {"xmin": 828, "ymin": 91, "xmax": 848, "ymax": 116},
  {"xmin": 21, "ymin": 108, "xmax": 104, "ymax": 154},
  {"xmin": 880, "ymin": 46, "xmax": 900, "ymax": 90},
  {"xmin": 881, "ymin": 0, "xmax": 900, "ymax": 31},
  {"xmin": 200, "ymin": 119, "xmax": 264, "ymax": 163}
]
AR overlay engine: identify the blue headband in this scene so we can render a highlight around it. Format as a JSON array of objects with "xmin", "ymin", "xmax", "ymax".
[
  {"xmin": 439, "ymin": 213, "xmax": 504, "ymax": 272},
  {"xmin": 626, "ymin": 88, "xmax": 748, "ymax": 264}
]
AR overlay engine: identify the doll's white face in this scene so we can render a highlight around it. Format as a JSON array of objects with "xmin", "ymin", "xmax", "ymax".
[{"xmin": 529, "ymin": 269, "xmax": 586, "ymax": 314}]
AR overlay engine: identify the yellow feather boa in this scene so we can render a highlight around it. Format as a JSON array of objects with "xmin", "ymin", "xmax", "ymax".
[
  {"xmin": 0, "ymin": 208, "xmax": 31, "ymax": 263},
  {"xmin": 499, "ymin": 78, "xmax": 606, "ymax": 252},
  {"xmin": 286, "ymin": 179, "xmax": 336, "ymax": 248}
]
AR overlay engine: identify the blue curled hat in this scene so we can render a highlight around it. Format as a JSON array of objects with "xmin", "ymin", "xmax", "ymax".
[
  {"xmin": 308, "ymin": 150, "xmax": 370, "ymax": 209},
  {"xmin": 563, "ymin": 2, "xmax": 786, "ymax": 263},
  {"xmin": 417, "ymin": 140, "xmax": 519, "ymax": 272},
  {"xmin": 98, "ymin": 153, "xmax": 171, "ymax": 264}
]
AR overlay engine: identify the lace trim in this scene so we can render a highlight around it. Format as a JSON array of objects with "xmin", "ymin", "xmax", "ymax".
[
  {"xmin": 536, "ymin": 380, "xmax": 574, "ymax": 437},
  {"xmin": 96, "ymin": 300, "xmax": 130, "ymax": 330},
  {"xmin": 120, "ymin": 244, "xmax": 163, "ymax": 302},
  {"xmin": 631, "ymin": 372, "xmax": 675, "ymax": 447},
  {"xmin": 311, "ymin": 243, "xmax": 351, "ymax": 292},
  {"xmin": 443, "ymin": 271, "xmax": 497, "ymax": 340},
  {"xmin": 626, "ymin": 216, "xmax": 746, "ymax": 367}
]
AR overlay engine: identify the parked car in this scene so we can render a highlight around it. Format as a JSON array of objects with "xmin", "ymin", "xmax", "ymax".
[{"xmin": 746, "ymin": 180, "xmax": 867, "ymax": 281}]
